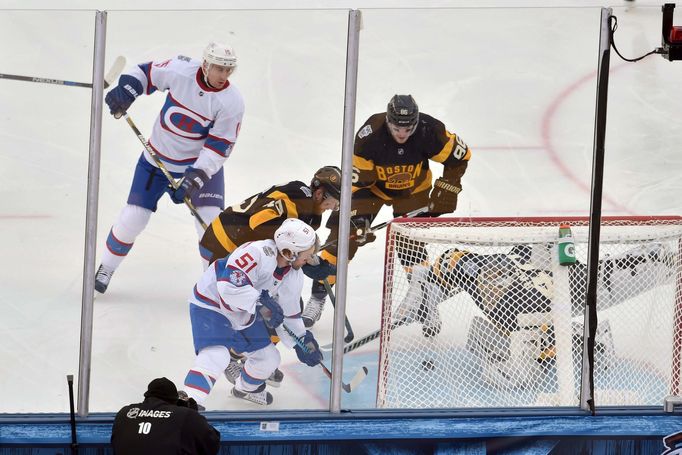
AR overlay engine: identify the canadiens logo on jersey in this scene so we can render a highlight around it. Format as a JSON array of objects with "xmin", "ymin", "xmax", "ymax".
[{"xmin": 160, "ymin": 96, "xmax": 213, "ymax": 140}]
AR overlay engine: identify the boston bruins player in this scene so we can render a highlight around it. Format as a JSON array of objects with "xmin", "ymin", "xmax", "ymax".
[
  {"xmin": 302, "ymin": 94, "xmax": 472, "ymax": 327},
  {"xmin": 199, "ymin": 166, "xmax": 342, "ymax": 266}
]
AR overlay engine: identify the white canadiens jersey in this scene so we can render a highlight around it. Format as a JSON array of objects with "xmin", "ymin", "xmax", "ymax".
[
  {"xmin": 189, "ymin": 240, "xmax": 306, "ymax": 346},
  {"xmin": 129, "ymin": 56, "xmax": 245, "ymax": 176}
]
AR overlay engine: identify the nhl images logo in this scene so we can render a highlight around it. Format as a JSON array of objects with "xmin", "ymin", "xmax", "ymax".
[
  {"xmin": 397, "ymin": 148, "xmax": 405, "ymax": 155},
  {"xmin": 199, "ymin": 91, "xmax": 204, "ymax": 96}
]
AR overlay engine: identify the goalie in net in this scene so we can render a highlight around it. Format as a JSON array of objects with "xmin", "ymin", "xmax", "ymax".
[{"xmin": 394, "ymin": 241, "xmax": 676, "ymax": 388}]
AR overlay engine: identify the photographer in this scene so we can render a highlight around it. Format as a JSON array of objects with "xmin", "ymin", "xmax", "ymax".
[{"xmin": 111, "ymin": 377, "xmax": 219, "ymax": 455}]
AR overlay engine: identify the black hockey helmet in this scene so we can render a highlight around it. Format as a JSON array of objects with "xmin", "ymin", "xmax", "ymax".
[
  {"xmin": 311, "ymin": 166, "xmax": 342, "ymax": 200},
  {"xmin": 386, "ymin": 94, "xmax": 419, "ymax": 128}
]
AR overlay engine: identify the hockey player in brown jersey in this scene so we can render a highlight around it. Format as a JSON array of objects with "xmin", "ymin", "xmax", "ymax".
[
  {"xmin": 199, "ymin": 166, "xmax": 342, "ymax": 268},
  {"xmin": 302, "ymin": 94, "xmax": 472, "ymax": 328}
]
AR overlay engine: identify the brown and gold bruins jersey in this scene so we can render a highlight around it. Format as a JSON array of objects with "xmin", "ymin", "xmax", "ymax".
[
  {"xmin": 200, "ymin": 180, "xmax": 321, "ymax": 261},
  {"xmin": 352, "ymin": 112, "xmax": 471, "ymax": 200}
]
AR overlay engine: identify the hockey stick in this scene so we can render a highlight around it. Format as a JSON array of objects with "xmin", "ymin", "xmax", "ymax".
[
  {"xmin": 282, "ymin": 323, "xmax": 368, "ymax": 393},
  {"xmin": 122, "ymin": 113, "xmax": 208, "ymax": 230},
  {"xmin": 324, "ymin": 278, "xmax": 354, "ymax": 343},
  {"xmin": 319, "ymin": 205, "xmax": 429, "ymax": 251},
  {"xmin": 311, "ymin": 206, "xmax": 430, "ymax": 342},
  {"xmin": 320, "ymin": 317, "xmax": 411, "ymax": 354},
  {"xmin": 0, "ymin": 55, "xmax": 126, "ymax": 89},
  {"xmin": 67, "ymin": 374, "xmax": 79, "ymax": 455}
]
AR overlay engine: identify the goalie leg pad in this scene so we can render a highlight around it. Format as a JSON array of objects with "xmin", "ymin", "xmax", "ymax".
[{"xmin": 466, "ymin": 316, "xmax": 543, "ymax": 389}]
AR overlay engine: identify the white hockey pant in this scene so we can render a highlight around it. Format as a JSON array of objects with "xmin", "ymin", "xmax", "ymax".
[
  {"xmin": 234, "ymin": 344, "xmax": 281, "ymax": 393},
  {"xmin": 194, "ymin": 205, "xmax": 221, "ymax": 238},
  {"xmin": 100, "ymin": 204, "xmax": 152, "ymax": 270},
  {"xmin": 184, "ymin": 345, "xmax": 231, "ymax": 405}
]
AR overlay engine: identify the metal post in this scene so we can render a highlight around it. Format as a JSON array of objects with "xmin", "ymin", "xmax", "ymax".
[
  {"xmin": 330, "ymin": 9, "xmax": 362, "ymax": 413},
  {"xmin": 580, "ymin": 7, "xmax": 612, "ymax": 414},
  {"xmin": 77, "ymin": 10, "xmax": 107, "ymax": 417}
]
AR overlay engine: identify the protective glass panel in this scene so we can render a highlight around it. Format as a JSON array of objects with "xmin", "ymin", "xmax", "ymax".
[
  {"xmin": 343, "ymin": 7, "xmax": 604, "ymax": 409},
  {"xmin": 0, "ymin": 10, "xmax": 95, "ymax": 413},
  {"xmin": 92, "ymin": 9, "xmax": 348, "ymax": 412}
]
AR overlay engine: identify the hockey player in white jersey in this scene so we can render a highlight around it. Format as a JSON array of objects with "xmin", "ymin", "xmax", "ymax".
[
  {"xmin": 182, "ymin": 218, "xmax": 324, "ymax": 407},
  {"xmin": 95, "ymin": 42, "xmax": 245, "ymax": 294}
]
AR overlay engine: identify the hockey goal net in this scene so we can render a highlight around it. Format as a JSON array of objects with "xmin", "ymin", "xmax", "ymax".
[{"xmin": 377, "ymin": 216, "xmax": 682, "ymax": 408}]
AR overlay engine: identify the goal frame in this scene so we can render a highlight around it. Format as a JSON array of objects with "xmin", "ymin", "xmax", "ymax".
[{"xmin": 379, "ymin": 215, "xmax": 682, "ymax": 409}]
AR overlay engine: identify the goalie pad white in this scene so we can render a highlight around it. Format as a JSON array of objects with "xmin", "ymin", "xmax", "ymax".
[
  {"xmin": 466, "ymin": 316, "xmax": 542, "ymax": 389},
  {"xmin": 393, "ymin": 265, "xmax": 446, "ymax": 338},
  {"xmin": 467, "ymin": 313, "xmax": 616, "ymax": 389}
]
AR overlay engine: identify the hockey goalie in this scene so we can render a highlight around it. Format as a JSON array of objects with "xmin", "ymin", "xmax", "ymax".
[{"xmin": 393, "ymin": 241, "xmax": 676, "ymax": 389}]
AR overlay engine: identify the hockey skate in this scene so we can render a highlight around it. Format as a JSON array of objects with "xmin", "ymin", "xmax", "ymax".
[
  {"xmin": 231, "ymin": 383, "xmax": 273, "ymax": 406},
  {"xmin": 302, "ymin": 294, "xmax": 326, "ymax": 328},
  {"xmin": 94, "ymin": 264, "xmax": 114, "ymax": 294},
  {"xmin": 224, "ymin": 358, "xmax": 284, "ymax": 388}
]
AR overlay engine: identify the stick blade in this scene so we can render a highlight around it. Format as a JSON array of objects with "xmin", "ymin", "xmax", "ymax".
[
  {"xmin": 342, "ymin": 366, "xmax": 369, "ymax": 393},
  {"xmin": 104, "ymin": 55, "xmax": 126, "ymax": 88}
]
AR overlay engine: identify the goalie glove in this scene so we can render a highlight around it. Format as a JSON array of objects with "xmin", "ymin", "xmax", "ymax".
[{"xmin": 428, "ymin": 177, "xmax": 461, "ymax": 216}]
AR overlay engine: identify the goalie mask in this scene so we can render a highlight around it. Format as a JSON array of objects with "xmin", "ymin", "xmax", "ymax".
[{"xmin": 274, "ymin": 218, "xmax": 319, "ymax": 262}]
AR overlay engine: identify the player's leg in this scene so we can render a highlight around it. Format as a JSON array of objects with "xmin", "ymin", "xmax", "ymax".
[
  {"xmin": 392, "ymin": 190, "xmax": 439, "ymax": 336},
  {"xmin": 96, "ymin": 155, "xmax": 174, "ymax": 293},
  {"xmin": 183, "ymin": 345, "xmax": 229, "ymax": 409},
  {"xmin": 224, "ymin": 326, "xmax": 284, "ymax": 388},
  {"xmin": 466, "ymin": 314, "xmax": 544, "ymax": 389},
  {"xmin": 231, "ymin": 344, "xmax": 280, "ymax": 405},
  {"xmin": 303, "ymin": 188, "xmax": 383, "ymax": 327},
  {"xmin": 228, "ymin": 318, "xmax": 280, "ymax": 405},
  {"xmin": 182, "ymin": 304, "xmax": 235, "ymax": 408}
]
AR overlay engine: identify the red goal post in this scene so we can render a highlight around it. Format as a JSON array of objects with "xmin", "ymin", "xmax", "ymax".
[{"xmin": 378, "ymin": 216, "xmax": 682, "ymax": 409}]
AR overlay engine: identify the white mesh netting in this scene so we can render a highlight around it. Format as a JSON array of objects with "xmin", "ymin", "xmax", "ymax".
[{"xmin": 377, "ymin": 217, "xmax": 682, "ymax": 408}]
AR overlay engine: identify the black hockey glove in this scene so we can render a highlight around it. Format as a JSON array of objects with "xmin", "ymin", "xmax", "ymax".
[
  {"xmin": 302, "ymin": 257, "xmax": 337, "ymax": 281},
  {"xmin": 105, "ymin": 74, "xmax": 142, "ymax": 118},
  {"xmin": 171, "ymin": 167, "xmax": 209, "ymax": 204},
  {"xmin": 428, "ymin": 177, "xmax": 461, "ymax": 216},
  {"xmin": 258, "ymin": 290, "xmax": 284, "ymax": 328},
  {"xmin": 351, "ymin": 216, "xmax": 376, "ymax": 246},
  {"xmin": 294, "ymin": 330, "xmax": 323, "ymax": 367}
]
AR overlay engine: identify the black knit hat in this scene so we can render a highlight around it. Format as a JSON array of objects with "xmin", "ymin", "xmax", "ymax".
[{"xmin": 143, "ymin": 377, "xmax": 178, "ymax": 403}]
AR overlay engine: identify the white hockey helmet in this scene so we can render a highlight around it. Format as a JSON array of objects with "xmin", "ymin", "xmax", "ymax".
[
  {"xmin": 203, "ymin": 42, "xmax": 238, "ymax": 69},
  {"xmin": 274, "ymin": 218, "xmax": 319, "ymax": 261}
]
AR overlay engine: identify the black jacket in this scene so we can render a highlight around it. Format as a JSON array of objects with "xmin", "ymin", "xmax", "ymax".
[{"xmin": 111, "ymin": 397, "xmax": 220, "ymax": 455}]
